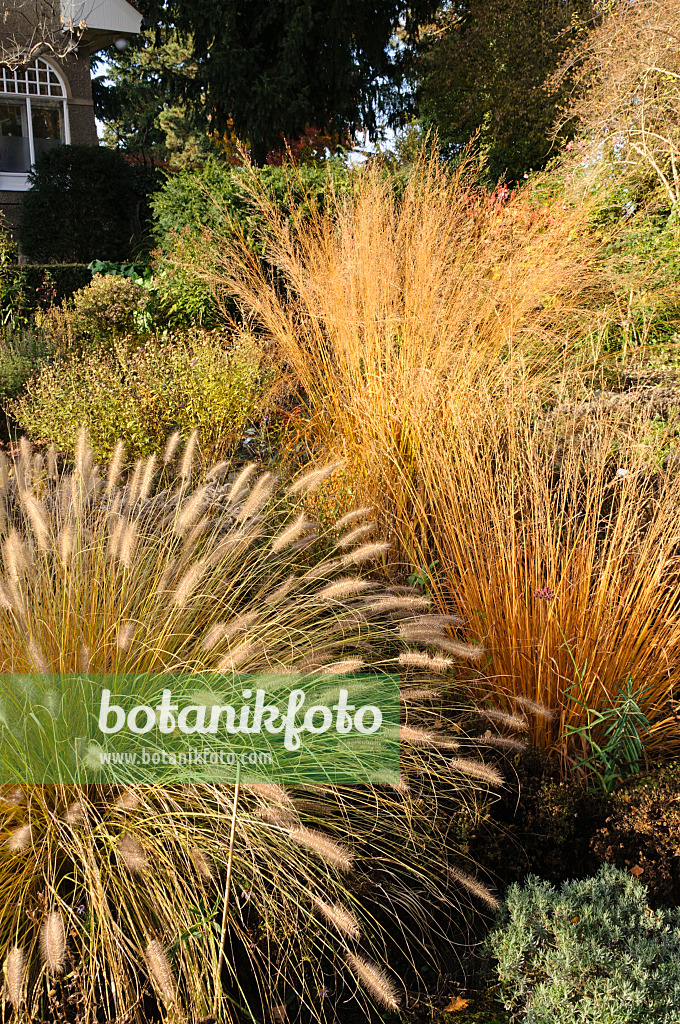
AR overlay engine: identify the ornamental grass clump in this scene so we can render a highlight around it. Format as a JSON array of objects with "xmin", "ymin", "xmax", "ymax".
[
  {"xmin": 0, "ymin": 430, "xmax": 498, "ymax": 1023},
  {"xmin": 406, "ymin": 396, "xmax": 680, "ymax": 764}
]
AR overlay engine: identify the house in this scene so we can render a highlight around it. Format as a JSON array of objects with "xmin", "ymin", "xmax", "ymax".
[{"xmin": 0, "ymin": 0, "xmax": 142, "ymax": 228}]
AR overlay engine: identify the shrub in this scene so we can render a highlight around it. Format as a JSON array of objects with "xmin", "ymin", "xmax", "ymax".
[
  {"xmin": 591, "ymin": 762, "xmax": 680, "ymax": 907},
  {"xmin": 10, "ymin": 330, "xmax": 265, "ymax": 461},
  {"xmin": 70, "ymin": 273, "xmax": 151, "ymax": 345},
  {"xmin": 490, "ymin": 864, "xmax": 680, "ymax": 1022},
  {"xmin": 19, "ymin": 146, "xmax": 139, "ymax": 263},
  {"xmin": 150, "ymin": 159, "xmax": 353, "ymax": 328},
  {"xmin": 0, "ymin": 434, "xmax": 494, "ymax": 1022},
  {"xmin": 20, "ymin": 263, "xmax": 92, "ymax": 306}
]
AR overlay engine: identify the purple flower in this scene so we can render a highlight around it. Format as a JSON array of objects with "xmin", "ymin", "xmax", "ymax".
[{"xmin": 534, "ymin": 586, "xmax": 555, "ymax": 601}]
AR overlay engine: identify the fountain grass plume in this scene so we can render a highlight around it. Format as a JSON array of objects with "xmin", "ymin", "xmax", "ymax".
[{"xmin": 0, "ymin": 432, "xmax": 500, "ymax": 1023}]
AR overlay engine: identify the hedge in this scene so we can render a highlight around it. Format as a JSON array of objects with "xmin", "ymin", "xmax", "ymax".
[{"xmin": 21, "ymin": 264, "xmax": 92, "ymax": 306}]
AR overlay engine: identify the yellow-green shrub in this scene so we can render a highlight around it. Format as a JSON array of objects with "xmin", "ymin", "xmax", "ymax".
[{"xmin": 10, "ymin": 329, "xmax": 264, "ymax": 460}]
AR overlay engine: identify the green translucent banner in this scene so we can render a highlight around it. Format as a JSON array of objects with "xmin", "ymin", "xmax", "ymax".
[{"xmin": 0, "ymin": 672, "xmax": 401, "ymax": 785}]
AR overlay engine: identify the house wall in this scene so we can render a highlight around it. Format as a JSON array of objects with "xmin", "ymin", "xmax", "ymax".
[{"xmin": 0, "ymin": 9, "xmax": 99, "ymax": 237}]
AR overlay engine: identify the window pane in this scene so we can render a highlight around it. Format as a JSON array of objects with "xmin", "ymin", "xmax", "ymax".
[
  {"xmin": 0, "ymin": 103, "xmax": 30, "ymax": 172},
  {"xmin": 32, "ymin": 103, "xmax": 64, "ymax": 160},
  {"xmin": 32, "ymin": 104, "xmax": 62, "ymax": 140}
]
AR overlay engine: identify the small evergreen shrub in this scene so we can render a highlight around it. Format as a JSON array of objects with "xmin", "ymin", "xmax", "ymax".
[
  {"xmin": 10, "ymin": 329, "xmax": 265, "ymax": 460},
  {"xmin": 19, "ymin": 146, "xmax": 138, "ymax": 263},
  {"xmin": 490, "ymin": 864, "xmax": 680, "ymax": 1023}
]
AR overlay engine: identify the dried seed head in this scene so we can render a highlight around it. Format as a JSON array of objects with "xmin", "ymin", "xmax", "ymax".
[
  {"xmin": 174, "ymin": 485, "xmax": 209, "ymax": 537},
  {"xmin": 64, "ymin": 801, "xmax": 86, "ymax": 824},
  {"xmin": 218, "ymin": 642, "xmax": 259, "ymax": 672},
  {"xmin": 364, "ymin": 595, "xmax": 431, "ymax": 616},
  {"xmin": 336, "ymin": 523, "xmax": 375, "ymax": 550},
  {"xmin": 173, "ymin": 559, "xmax": 208, "ymax": 609},
  {"xmin": 447, "ymin": 865, "xmax": 499, "ymax": 908},
  {"xmin": 179, "ymin": 430, "xmax": 199, "ymax": 481},
  {"xmin": 46, "ymin": 445, "xmax": 58, "ymax": 480},
  {"xmin": 334, "ymin": 507, "xmax": 373, "ymax": 531},
  {"xmin": 190, "ymin": 847, "xmax": 214, "ymax": 881},
  {"xmin": 271, "ymin": 514, "xmax": 315, "ymax": 554},
  {"xmin": 75, "ymin": 428, "xmax": 94, "ymax": 482},
  {"xmin": 226, "ymin": 462, "xmax": 256, "ymax": 505},
  {"xmin": 27, "ymin": 639, "xmax": 48, "ymax": 673},
  {"xmin": 256, "ymin": 805, "xmax": 299, "ymax": 827},
  {"xmin": 79, "ymin": 645, "xmax": 90, "ymax": 673},
  {"xmin": 264, "ymin": 575, "xmax": 296, "ymax": 606},
  {"xmin": 480, "ymin": 708, "xmax": 529, "ymax": 733},
  {"xmin": 163, "ymin": 430, "xmax": 181, "ymax": 465},
  {"xmin": 237, "ymin": 471, "xmax": 276, "ymax": 521},
  {"xmin": 319, "ymin": 658, "xmax": 365, "ymax": 675},
  {"xmin": 476, "ymin": 732, "xmax": 527, "ymax": 753},
  {"xmin": 119, "ymin": 522, "xmax": 138, "ymax": 568},
  {"xmin": 117, "ymin": 621, "xmax": 136, "ymax": 652},
  {"xmin": 127, "ymin": 459, "xmax": 144, "ymax": 504},
  {"xmin": 106, "ymin": 441, "xmax": 126, "ymax": 493},
  {"xmin": 3, "ymin": 946, "xmax": 24, "ymax": 1006},
  {"xmin": 6, "ymin": 823, "xmax": 32, "ymax": 853},
  {"xmin": 513, "ymin": 695, "xmax": 555, "ymax": 720},
  {"xmin": 345, "ymin": 953, "xmax": 400, "ymax": 1011},
  {"xmin": 400, "ymin": 725, "xmax": 459, "ymax": 751},
  {"xmin": 4, "ymin": 529, "xmax": 30, "ymax": 581},
  {"xmin": 247, "ymin": 783, "xmax": 292, "ymax": 804},
  {"xmin": 114, "ymin": 789, "xmax": 141, "ymax": 812},
  {"xmin": 144, "ymin": 939, "xmax": 176, "ymax": 1005},
  {"xmin": 40, "ymin": 912, "xmax": 66, "ymax": 975},
  {"xmin": 398, "ymin": 651, "xmax": 453, "ymax": 674},
  {"xmin": 313, "ymin": 899, "xmax": 361, "ymax": 940},
  {"xmin": 400, "ymin": 687, "xmax": 441, "ymax": 702},
  {"xmin": 449, "ymin": 758, "xmax": 504, "ymax": 787},
  {"xmin": 117, "ymin": 834, "xmax": 147, "ymax": 873},
  {"xmin": 139, "ymin": 454, "xmax": 157, "ymax": 501},
  {"xmin": 22, "ymin": 492, "xmax": 50, "ymax": 551},
  {"xmin": 340, "ymin": 541, "xmax": 390, "ymax": 567},
  {"xmin": 288, "ymin": 461, "xmax": 343, "ymax": 496},
  {"xmin": 107, "ymin": 515, "xmax": 125, "ymax": 561},
  {"xmin": 0, "ymin": 578, "xmax": 14, "ymax": 611},
  {"xmin": 317, "ymin": 578, "xmax": 373, "ymax": 602},
  {"xmin": 289, "ymin": 827, "xmax": 353, "ymax": 872}
]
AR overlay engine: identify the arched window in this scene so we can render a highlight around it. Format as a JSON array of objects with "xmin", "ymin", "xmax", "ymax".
[{"xmin": 0, "ymin": 58, "xmax": 70, "ymax": 188}]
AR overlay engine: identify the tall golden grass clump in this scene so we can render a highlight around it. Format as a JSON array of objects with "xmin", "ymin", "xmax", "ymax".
[
  {"xmin": 204, "ymin": 152, "xmax": 601, "ymax": 538},
  {"xmin": 0, "ymin": 431, "xmax": 497, "ymax": 1022},
  {"xmin": 409, "ymin": 398, "xmax": 680, "ymax": 761},
  {"xmin": 200, "ymin": 151, "xmax": 679, "ymax": 765}
]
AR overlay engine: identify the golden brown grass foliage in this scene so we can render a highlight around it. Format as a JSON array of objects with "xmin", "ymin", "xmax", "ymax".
[
  {"xmin": 409, "ymin": 395, "xmax": 680, "ymax": 760},
  {"xmin": 206, "ymin": 153, "xmax": 601, "ymax": 533},
  {"xmin": 203, "ymin": 153, "xmax": 679, "ymax": 764},
  {"xmin": 0, "ymin": 430, "xmax": 497, "ymax": 1023}
]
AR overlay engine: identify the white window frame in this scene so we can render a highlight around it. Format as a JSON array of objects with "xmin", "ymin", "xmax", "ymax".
[{"xmin": 0, "ymin": 59, "xmax": 70, "ymax": 192}]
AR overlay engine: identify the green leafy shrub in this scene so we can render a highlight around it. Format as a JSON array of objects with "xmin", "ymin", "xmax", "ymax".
[
  {"xmin": 19, "ymin": 146, "xmax": 139, "ymax": 263},
  {"xmin": 150, "ymin": 160, "xmax": 353, "ymax": 327},
  {"xmin": 0, "ymin": 327, "xmax": 53, "ymax": 408},
  {"xmin": 10, "ymin": 329, "xmax": 265, "ymax": 460},
  {"xmin": 591, "ymin": 762, "xmax": 680, "ymax": 907},
  {"xmin": 490, "ymin": 864, "xmax": 680, "ymax": 1023}
]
